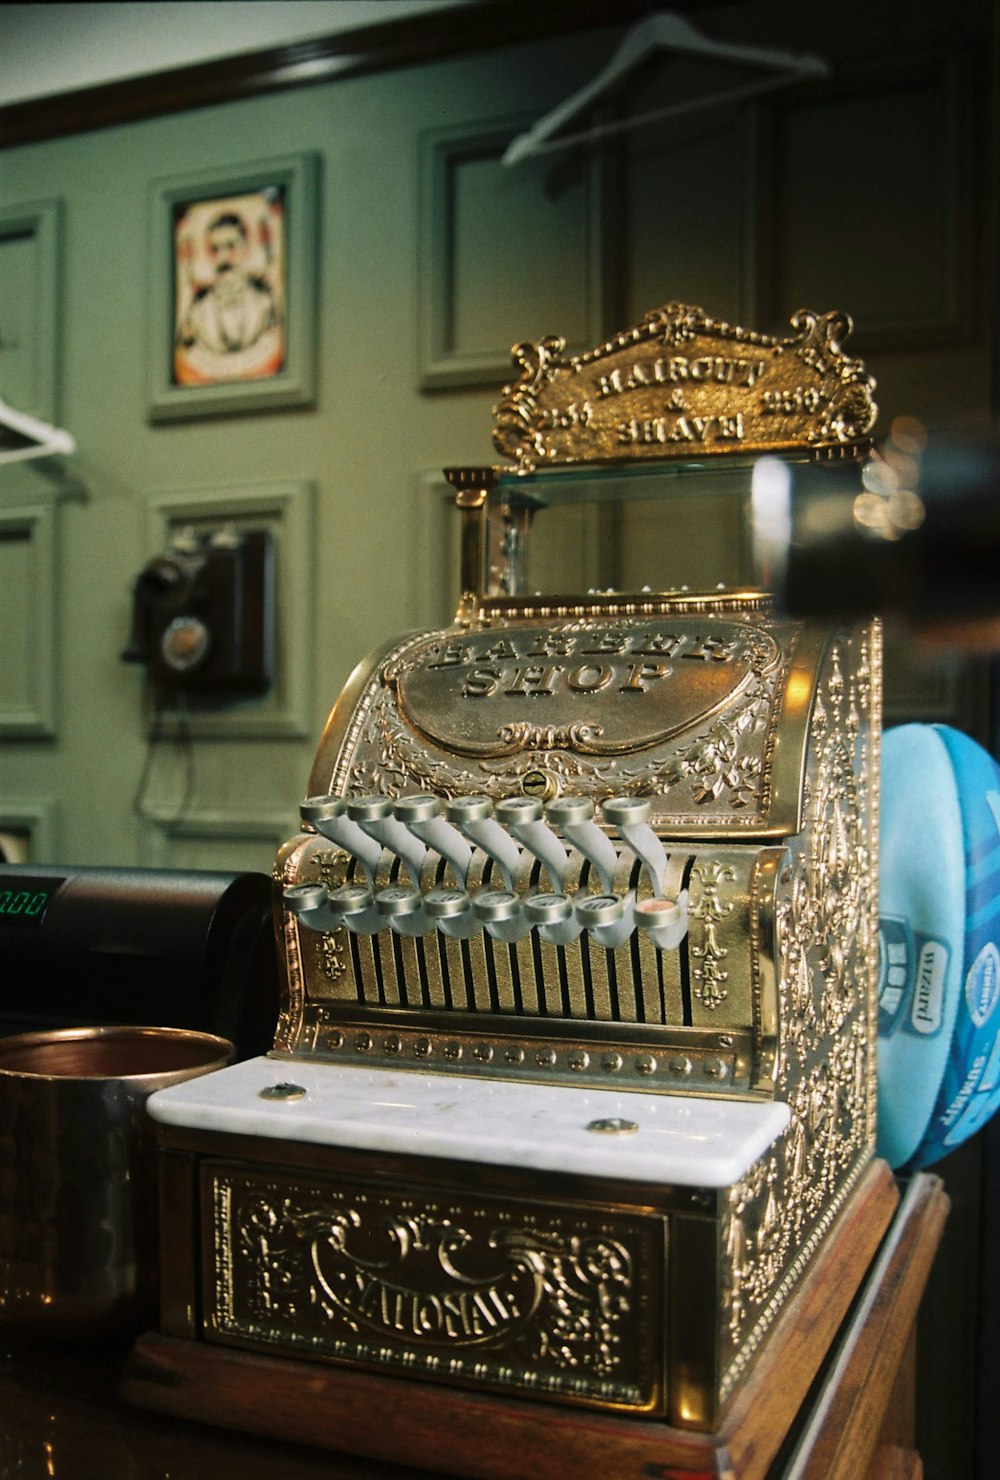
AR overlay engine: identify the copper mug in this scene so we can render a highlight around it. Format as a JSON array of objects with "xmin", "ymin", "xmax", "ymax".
[{"xmin": 0, "ymin": 1025, "xmax": 232, "ymax": 1338}]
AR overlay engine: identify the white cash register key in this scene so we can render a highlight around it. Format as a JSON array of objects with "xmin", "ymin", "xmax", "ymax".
[
  {"xmin": 423, "ymin": 886, "xmax": 481, "ymax": 939},
  {"xmin": 283, "ymin": 882, "xmax": 341, "ymax": 934},
  {"xmin": 375, "ymin": 885, "xmax": 432, "ymax": 936},
  {"xmin": 284, "ymin": 881, "xmax": 327, "ymax": 912},
  {"xmin": 635, "ymin": 893, "xmax": 689, "ymax": 950},
  {"xmin": 325, "ymin": 883, "xmax": 381, "ymax": 935},
  {"xmin": 601, "ymin": 796, "xmax": 668, "ymax": 896},
  {"xmin": 524, "ymin": 891, "xmax": 581, "ymax": 946},
  {"xmin": 546, "ymin": 796, "xmax": 619, "ymax": 891},
  {"xmin": 472, "ymin": 888, "xmax": 533, "ymax": 943},
  {"xmin": 574, "ymin": 891, "xmax": 636, "ymax": 949},
  {"xmin": 348, "ymin": 795, "xmax": 427, "ymax": 889},
  {"xmin": 299, "ymin": 795, "xmax": 382, "ymax": 887},
  {"xmin": 495, "ymin": 797, "xmax": 568, "ymax": 889},
  {"xmin": 446, "ymin": 796, "xmax": 521, "ymax": 891},
  {"xmin": 392, "ymin": 794, "xmax": 473, "ymax": 883}
]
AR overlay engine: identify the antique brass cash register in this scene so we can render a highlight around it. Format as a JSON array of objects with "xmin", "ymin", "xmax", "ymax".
[{"xmin": 127, "ymin": 306, "xmax": 896, "ymax": 1477}]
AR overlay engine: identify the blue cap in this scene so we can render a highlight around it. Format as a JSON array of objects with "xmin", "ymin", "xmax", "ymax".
[{"xmin": 878, "ymin": 724, "xmax": 1000, "ymax": 1169}]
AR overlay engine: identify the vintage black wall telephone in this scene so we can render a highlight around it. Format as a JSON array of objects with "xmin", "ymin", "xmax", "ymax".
[{"xmin": 122, "ymin": 526, "xmax": 273, "ymax": 694}]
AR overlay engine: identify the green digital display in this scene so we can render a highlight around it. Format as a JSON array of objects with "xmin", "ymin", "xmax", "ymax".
[{"xmin": 0, "ymin": 875, "xmax": 64, "ymax": 926}]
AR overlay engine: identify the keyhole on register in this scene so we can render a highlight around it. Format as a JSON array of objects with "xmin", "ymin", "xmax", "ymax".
[{"xmin": 521, "ymin": 768, "xmax": 557, "ymax": 801}]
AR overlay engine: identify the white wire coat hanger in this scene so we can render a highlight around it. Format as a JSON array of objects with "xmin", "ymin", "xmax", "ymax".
[
  {"xmin": 0, "ymin": 396, "xmax": 75, "ymax": 466},
  {"xmin": 503, "ymin": 11, "xmax": 828, "ymax": 166}
]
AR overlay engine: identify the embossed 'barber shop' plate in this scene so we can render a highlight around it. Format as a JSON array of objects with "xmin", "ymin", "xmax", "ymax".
[{"xmin": 392, "ymin": 620, "xmax": 779, "ymax": 760}]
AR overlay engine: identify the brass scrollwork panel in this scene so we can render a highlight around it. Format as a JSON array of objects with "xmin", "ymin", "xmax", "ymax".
[
  {"xmin": 205, "ymin": 1162, "xmax": 664, "ymax": 1413},
  {"xmin": 718, "ymin": 625, "xmax": 880, "ymax": 1398}
]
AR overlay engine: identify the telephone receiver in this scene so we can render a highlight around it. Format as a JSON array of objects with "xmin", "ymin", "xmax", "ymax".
[{"xmin": 121, "ymin": 526, "xmax": 273, "ymax": 694}]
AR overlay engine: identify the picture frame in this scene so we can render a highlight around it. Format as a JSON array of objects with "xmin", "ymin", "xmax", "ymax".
[
  {"xmin": 146, "ymin": 153, "xmax": 318, "ymax": 421},
  {"xmin": 0, "ymin": 198, "xmax": 63, "ymax": 423}
]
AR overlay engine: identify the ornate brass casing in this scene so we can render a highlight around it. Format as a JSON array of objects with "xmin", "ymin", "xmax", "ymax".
[{"xmin": 150, "ymin": 306, "xmax": 882, "ymax": 1433}]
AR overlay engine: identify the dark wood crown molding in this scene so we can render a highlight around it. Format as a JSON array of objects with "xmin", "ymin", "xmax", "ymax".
[{"xmin": 0, "ymin": 0, "xmax": 702, "ymax": 149}]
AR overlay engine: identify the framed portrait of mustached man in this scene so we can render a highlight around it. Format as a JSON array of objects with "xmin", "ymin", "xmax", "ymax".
[{"xmin": 147, "ymin": 154, "xmax": 318, "ymax": 421}]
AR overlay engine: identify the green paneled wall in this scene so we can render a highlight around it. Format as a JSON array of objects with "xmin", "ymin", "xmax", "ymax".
[
  {"xmin": 0, "ymin": 1, "xmax": 994, "ymax": 884},
  {"xmin": 0, "ymin": 28, "xmax": 618, "ymax": 871}
]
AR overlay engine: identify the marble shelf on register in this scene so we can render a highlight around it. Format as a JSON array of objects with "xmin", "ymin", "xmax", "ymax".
[{"xmin": 148, "ymin": 1056, "xmax": 790, "ymax": 1188}]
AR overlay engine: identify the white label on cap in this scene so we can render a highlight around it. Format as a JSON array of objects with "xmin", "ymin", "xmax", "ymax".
[
  {"xmin": 943, "ymin": 1086, "xmax": 997, "ymax": 1146},
  {"xmin": 911, "ymin": 941, "xmax": 948, "ymax": 1035},
  {"xmin": 942, "ymin": 1052, "xmax": 988, "ymax": 1127},
  {"xmin": 986, "ymin": 790, "xmax": 1000, "ymax": 837},
  {"xmin": 980, "ymin": 1027, "xmax": 1000, "ymax": 1095},
  {"xmin": 966, "ymin": 943, "xmax": 1000, "ymax": 1029}
]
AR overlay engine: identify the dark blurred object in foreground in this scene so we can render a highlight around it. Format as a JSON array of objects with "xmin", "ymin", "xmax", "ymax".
[
  {"xmin": 752, "ymin": 421, "xmax": 1000, "ymax": 644},
  {"xmin": 0, "ymin": 865, "xmax": 278, "ymax": 1057}
]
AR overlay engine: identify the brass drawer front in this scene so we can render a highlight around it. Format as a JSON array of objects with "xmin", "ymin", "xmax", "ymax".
[{"xmin": 203, "ymin": 1159, "xmax": 665, "ymax": 1413}]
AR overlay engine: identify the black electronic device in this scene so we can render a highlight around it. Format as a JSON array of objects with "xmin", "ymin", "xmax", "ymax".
[
  {"xmin": 121, "ymin": 527, "xmax": 273, "ymax": 694},
  {"xmin": 0, "ymin": 865, "xmax": 279, "ymax": 1056},
  {"xmin": 0, "ymin": 875, "xmax": 62, "ymax": 927}
]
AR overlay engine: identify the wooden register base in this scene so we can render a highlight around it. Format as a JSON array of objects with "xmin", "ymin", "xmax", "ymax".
[{"xmin": 123, "ymin": 1163, "xmax": 946, "ymax": 1480}]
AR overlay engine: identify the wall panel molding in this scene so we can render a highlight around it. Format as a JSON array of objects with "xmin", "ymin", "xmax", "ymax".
[
  {"xmin": 763, "ymin": 49, "xmax": 976, "ymax": 348},
  {"xmin": 419, "ymin": 113, "xmax": 608, "ymax": 389},
  {"xmin": 618, "ymin": 99, "xmax": 762, "ymax": 332},
  {"xmin": 0, "ymin": 197, "xmax": 62, "ymax": 421},
  {"xmin": 0, "ymin": 500, "xmax": 58, "ymax": 738},
  {"xmin": 143, "ymin": 479, "xmax": 315, "ymax": 740},
  {"xmin": 407, "ymin": 471, "xmax": 459, "ymax": 630},
  {"xmin": 882, "ymin": 638, "xmax": 991, "ymax": 736},
  {"xmin": 0, "ymin": 796, "xmax": 59, "ymax": 863},
  {"xmin": 140, "ymin": 804, "xmax": 289, "ymax": 874}
]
